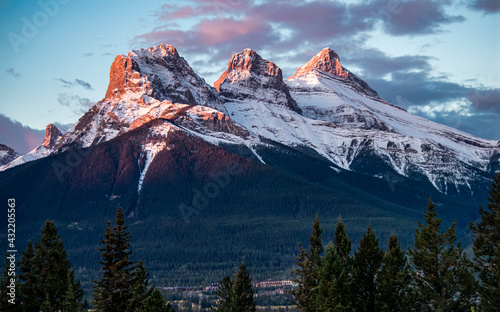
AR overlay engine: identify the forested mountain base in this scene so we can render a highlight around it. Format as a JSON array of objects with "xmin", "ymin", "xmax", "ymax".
[
  {"xmin": 0, "ymin": 121, "xmax": 488, "ymax": 291},
  {"xmin": 1, "ymin": 173, "xmax": 499, "ymax": 311}
]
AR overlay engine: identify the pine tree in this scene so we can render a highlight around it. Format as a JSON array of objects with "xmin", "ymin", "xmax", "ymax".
[
  {"xmin": 143, "ymin": 287, "xmax": 175, "ymax": 312},
  {"xmin": 309, "ymin": 215, "xmax": 324, "ymax": 279},
  {"xmin": 18, "ymin": 241, "xmax": 39, "ymax": 310},
  {"xmin": 376, "ymin": 234, "xmax": 413, "ymax": 312},
  {"xmin": 18, "ymin": 222, "xmax": 83, "ymax": 311},
  {"xmin": 62, "ymin": 271, "xmax": 85, "ymax": 312},
  {"xmin": 232, "ymin": 261, "xmax": 255, "ymax": 312},
  {"xmin": 289, "ymin": 216, "xmax": 324, "ymax": 312},
  {"xmin": 215, "ymin": 262, "xmax": 255, "ymax": 312},
  {"xmin": 334, "ymin": 217, "xmax": 351, "ymax": 260},
  {"xmin": 351, "ymin": 225, "xmax": 384, "ymax": 312},
  {"xmin": 129, "ymin": 261, "xmax": 153, "ymax": 311},
  {"xmin": 409, "ymin": 199, "xmax": 478, "ymax": 311},
  {"xmin": 308, "ymin": 215, "xmax": 323, "ymax": 310},
  {"xmin": 216, "ymin": 276, "xmax": 234, "ymax": 312},
  {"xmin": 289, "ymin": 244, "xmax": 313, "ymax": 311},
  {"xmin": 317, "ymin": 242, "xmax": 352, "ymax": 312},
  {"xmin": 41, "ymin": 293, "xmax": 52, "ymax": 312},
  {"xmin": 35, "ymin": 221, "xmax": 81, "ymax": 311},
  {"xmin": 316, "ymin": 217, "xmax": 352, "ymax": 312},
  {"xmin": 470, "ymin": 172, "xmax": 500, "ymax": 311},
  {"xmin": 93, "ymin": 205, "xmax": 136, "ymax": 312}
]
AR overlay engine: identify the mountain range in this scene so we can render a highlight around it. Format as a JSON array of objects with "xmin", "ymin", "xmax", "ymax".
[{"xmin": 1, "ymin": 44, "xmax": 498, "ymax": 287}]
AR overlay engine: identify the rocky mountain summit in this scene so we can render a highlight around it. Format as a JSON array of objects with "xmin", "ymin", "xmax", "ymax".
[
  {"xmin": 42, "ymin": 124, "xmax": 63, "ymax": 149},
  {"xmin": 215, "ymin": 48, "xmax": 301, "ymax": 113},
  {"xmin": 1, "ymin": 43, "xmax": 499, "ymax": 287},
  {"xmin": 0, "ymin": 144, "xmax": 20, "ymax": 167},
  {"xmin": 290, "ymin": 48, "xmax": 380, "ymax": 98},
  {"xmin": 2, "ymin": 44, "xmax": 499, "ymax": 196}
]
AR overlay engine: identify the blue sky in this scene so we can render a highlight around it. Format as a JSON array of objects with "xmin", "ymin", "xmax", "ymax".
[{"xmin": 0, "ymin": 0, "xmax": 498, "ymax": 153}]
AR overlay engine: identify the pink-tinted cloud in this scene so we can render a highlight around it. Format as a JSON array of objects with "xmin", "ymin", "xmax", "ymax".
[
  {"xmin": 0, "ymin": 114, "xmax": 44, "ymax": 154},
  {"xmin": 196, "ymin": 17, "xmax": 268, "ymax": 45},
  {"xmin": 128, "ymin": 0, "xmax": 499, "ymax": 141},
  {"xmin": 155, "ymin": 0, "xmax": 252, "ymax": 20}
]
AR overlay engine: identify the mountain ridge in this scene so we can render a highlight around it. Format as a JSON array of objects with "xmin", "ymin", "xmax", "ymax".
[
  {"xmin": 1, "ymin": 44, "xmax": 498, "ymax": 196},
  {"xmin": 1, "ymin": 43, "xmax": 498, "ymax": 287}
]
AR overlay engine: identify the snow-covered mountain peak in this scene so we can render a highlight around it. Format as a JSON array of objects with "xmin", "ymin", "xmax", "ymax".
[
  {"xmin": 292, "ymin": 47, "xmax": 348, "ymax": 79},
  {"xmin": 215, "ymin": 49, "xmax": 302, "ymax": 113},
  {"xmin": 214, "ymin": 48, "xmax": 279, "ymax": 87},
  {"xmin": 289, "ymin": 48, "xmax": 379, "ymax": 99},
  {"xmin": 2, "ymin": 44, "xmax": 498, "ymax": 197},
  {"xmin": 0, "ymin": 144, "xmax": 20, "ymax": 167},
  {"xmin": 42, "ymin": 123, "xmax": 63, "ymax": 149},
  {"xmin": 105, "ymin": 44, "xmax": 223, "ymax": 111},
  {"xmin": 129, "ymin": 43, "xmax": 179, "ymax": 59}
]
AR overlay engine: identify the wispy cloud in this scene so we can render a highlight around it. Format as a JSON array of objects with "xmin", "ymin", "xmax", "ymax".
[
  {"xmin": 55, "ymin": 78, "xmax": 94, "ymax": 90},
  {"xmin": 5, "ymin": 67, "xmax": 20, "ymax": 78},
  {"xmin": 74, "ymin": 79, "xmax": 93, "ymax": 90},
  {"xmin": 57, "ymin": 93, "xmax": 94, "ymax": 115}
]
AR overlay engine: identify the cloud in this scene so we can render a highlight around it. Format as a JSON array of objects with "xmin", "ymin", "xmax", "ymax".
[
  {"xmin": 56, "ymin": 78, "xmax": 74, "ymax": 88},
  {"xmin": 131, "ymin": 0, "xmax": 469, "ymax": 84},
  {"xmin": 135, "ymin": 0, "xmax": 466, "ymax": 53},
  {"xmin": 129, "ymin": 1, "xmax": 497, "ymax": 139},
  {"xmin": 55, "ymin": 78, "xmax": 93, "ymax": 90},
  {"xmin": 5, "ymin": 67, "xmax": 20, "ymax": 78},
  {"xmin": 345, "ymin": 48, "xmax": 434, "ymax": 77},
  {"xmin": 74, "ymin": 79, "xmax": 93, "ymax": 90},
  {"xmin": 368, "ymin": 0, "xmax": 465, "ymax": 35},
  {"xmin": 57, "ymin": 93, "xmax": 94, "ymax": 115},
  {"xmin": 0, "ymin": 114, "xmax": 44, "ymax": 154},
  {"xmin": 469, "ymin": 88, "xmax": 500, "ymax": 113},
  {"xmin": 155, "ymin": 0, "xmax": 252, "ymax": 20},
  {"xmin": 470, "ymin": 0, "xmax": 500, "ymax": 14},
  {"xmin": 338, "ymin": 47, "xmax": 500, "ymax": 139}
]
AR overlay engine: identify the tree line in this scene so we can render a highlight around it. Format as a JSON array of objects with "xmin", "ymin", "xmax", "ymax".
[
  {"xmin": 0, "ymin": 207, "xmax": 175, "ymax": 311},
  {"xmin": 289, "ymin": 173, "xmax": 500, "ymax": 312},
  {"xmin": 1, "ymin": 172, "xmax": 499, "ymax": 311}
]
